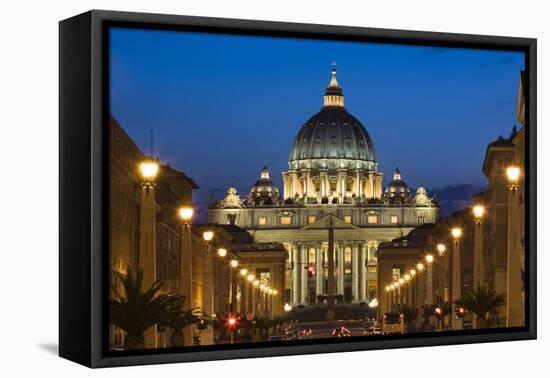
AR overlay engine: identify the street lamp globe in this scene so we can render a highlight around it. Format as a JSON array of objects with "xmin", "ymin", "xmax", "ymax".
[
  {"xmin": 178, "ymin": 207, "xmax": 194, "ymax": 222},
  {"xmin": 436, "ymin": 243, "xmax": 446, "ymax": 256},
  {"xmin": 410, "ymin": 269, "xmax": 416, "ymax": 276},
  {"xmin": 139, "ymin": 160, "xmax": 159, "ymax": 180},
  {"xmin": 506, "ymin": 166, "xmax": 521, "ymax": 185},
  {"xmin": 284, "ymin": 303, "xmax": 292, "ymax": 312},
  {"xmin": 404, "ymin": 274, "xmax": 411, "ymax": 281},
  {"xmin": 398, "ymin": 278, "xmax": 405, "ymax": 285},
  {"xmin": 230, "ymin": 259, "xmax": 239, "ymax": 268},
  {"xmin": 217, "ymin": 248, "xmax": 227, "ymax": 258},
  {"xmin": 247, "ymin": 274, "xmax": 255, "ymax": 282},
  {"xmin": 385, "ymin": 285, "xmax": 390, "ymax": 292},
  {"xmin": 253, "ymin": 280, "xmax": 260, "ymax": 287},
  {"xmin": 426, "ymin": 254, "xmax": 434, "ymax": 264},
  {"xmin": 473, "ymin": 205, "xmax": 485, "ymax": 220},
  {"xmin": 202, "ymin": 230, "xmax": 214, "ymax": 242},
  {"xmin": 451, "ymin": 227, "xmax": 462, "ymax": 239},
  {"xmin": 417, "ymin": 262, "xmax": 424, "ymax": 271},
  {"xmin": 273, "ymin": 290, "xmax": 278, "ymax": 295},
  {"xmin": 240, "ymin": 268, "xmax": 248, "ymax": 276}
]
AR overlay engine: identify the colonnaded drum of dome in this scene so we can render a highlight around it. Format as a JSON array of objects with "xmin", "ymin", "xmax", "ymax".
[{"xmin": 109, "ymin": 31, "xmax": 526, "ymax": 350}]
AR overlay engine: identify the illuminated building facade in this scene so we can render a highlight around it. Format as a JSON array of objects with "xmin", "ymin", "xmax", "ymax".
[{"xmin": 209, "ymin": 68, "xmax": 439, "ymax": 307}]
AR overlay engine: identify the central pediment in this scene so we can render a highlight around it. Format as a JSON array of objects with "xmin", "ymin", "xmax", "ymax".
[{"xmin": 301, "ymin": 214, "xmax": 359, "ymax": 230}]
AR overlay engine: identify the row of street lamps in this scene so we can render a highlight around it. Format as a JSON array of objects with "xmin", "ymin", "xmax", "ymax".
[
  {"xmin": 382, "ymin": 165, "xmax": 523, "ymax": 330},
  {"xmin": 139, "ymin": 159, "xmax": 279, "ymax": 345}
]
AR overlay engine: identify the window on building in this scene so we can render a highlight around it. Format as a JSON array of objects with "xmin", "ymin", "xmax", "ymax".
[
  {"xmin": 344, "ymin": 215, "xmax": 352, "ymax": 223},
  {"xmin": 308, "ymin": 215, "xmax": 316, "ymax": 224},
  {"xmin": 259, "ymin": 270, "xmax": 270, "ymax": 286},
  {"xmin": 390, "ymin": 215, "xmax": 398, "ymax": 224},
  {"xmin": 416, "ymin": 212, "xmax": 426, "ymax": 224},
  {"xmin": 392, "ymin": 267, "xmax": 401, "ymax": 282},
  {"xmin": 344, "ymin": 247, "xmax": 352, "ymax": 263},
  {"xmin": 280, "ymin": 216, "xmax": 292, "ymax": 225},
  {"xmin": 258, "ymin": 216, "xmax": 267, "ymax": 225},
  {"xmin": 367, "ymin": 215, "xmax": 378, "ymax": 224},
  {"xmin": 308, "ymin": 248, "xmax": 316, "ymax": 264}
]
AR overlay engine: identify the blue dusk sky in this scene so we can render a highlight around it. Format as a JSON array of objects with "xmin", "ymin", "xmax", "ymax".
[{"xmin": 109, "ymin": 27, "xmax": 524, "ymax": 218}]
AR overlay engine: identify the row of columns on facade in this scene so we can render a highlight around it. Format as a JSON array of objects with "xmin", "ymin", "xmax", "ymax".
[
  {"xmin": 383, "ymin": 190, "xmax": 524, "ymax": 330},
  {"xmin": 283, "ymin": 170, "xmax": 382, "ymax": 199},
  {"xmin": 290, "ymin": 241, "xmax": 377, "ymax": 305},
  {"xmin": 137, "ymin": 161, "xmax": 282, "ymax": 347},
  {"xmin": 382, "ymin": 240, "xmax": 462, "ymax": 329}
]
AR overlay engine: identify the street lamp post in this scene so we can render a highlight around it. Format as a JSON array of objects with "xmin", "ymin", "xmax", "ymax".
[
  {"xmin": 436, "ymin": 244, "xmax": 447, "ymax": 306},
  {"xmin": 410, "ymin": 269, "xmax": 417, "ymax": 308},
  {"xmin": 230, "ymin": 259, "xmax": 239, "ymax": 315},
  {"xmin": 239, "ymin": 268, "xmax": 248, "ymax": 314},
  {"xmin": 326, "ymin": 217, "xmax": 336, "ymax": 320},
  {"xmin": 506, "ymin": 166, "xmax": 523, "ymax": 327},
  {"xmin": 404, "ymin": 274, "xmax": 411, "ymax": 306},
  {"xmin": 451, "ymin": 227, "xmax": 463, "ymax": 330},
  {"xmin": 139, "ymin": 159, "xmax": 159, "ymax": 348},
  {"xmin": 473, "ymin": 206, "xmax": 485, "ymax": 294},
  {"xmin": 398, "ymin": 278, "xmax": 405, "ymax": 308},
  {"xmin": 178, "ymin": 206, "xmax": 193, "ymax": 347},
  {"xmin": 416, "ymin": 263, "xmax": 425, "ymax": 306},
  {"xmin": 425, "ymin": 254, "xmax": 434, "ymax": 306},
  {"xmin": 385, "ymin": 285, "xmax": 391, "ymax": 312}
]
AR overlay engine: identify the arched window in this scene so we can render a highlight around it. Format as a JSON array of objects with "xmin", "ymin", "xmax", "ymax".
[{"xmin": 308, "ymin": 248, "xmax": 316, "ymax": 264}]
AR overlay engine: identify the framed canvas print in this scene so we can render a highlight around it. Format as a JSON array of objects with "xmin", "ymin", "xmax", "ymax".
[{"xmin": 59, "ymin": 10, "xmax": 537, "ymax": 368}]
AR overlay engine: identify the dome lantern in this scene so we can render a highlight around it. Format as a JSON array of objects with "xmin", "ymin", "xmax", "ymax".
[{"xmin": 323, "ymin": 65, "xmax": 344, "ymax": 108}]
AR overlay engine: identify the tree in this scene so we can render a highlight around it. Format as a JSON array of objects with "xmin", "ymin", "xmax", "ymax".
[
  {"xmin": 455, "ymin": 285, "xmax": 506, "ymax": 329},
  {"xmin": 401, "ymin": 306, "xmax": 418, "ymax": 333},
  {"xmin": 161, "ymin": 307, "xmax": 208, "ymax": 347},
  {"xmin": 109, "ymin": 270, "xmax": 183, "ymax": 349}
]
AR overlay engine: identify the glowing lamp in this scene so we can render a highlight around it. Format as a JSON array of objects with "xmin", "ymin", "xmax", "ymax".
[
  {"xmin": 217, "ymin": 248, "xmax": 227, "ymax": 258},
  {"xmin": 247, "ymin": 274, "xmax": 255, "ymax": 282},
  {"xmin": 436, "ymin": 244, "xmax": 446, "ymax": 255},
  {"xmin": 139, "ymin": 160, "xmax": 159, "ymax": 180},
  {"xmin": 385, "ymin": 285, "xmax": 390, "ymax": 292},
  {"xmin": 417, "ymin": 262, "xmax": 424, "ymax": 271},
  {"xmin": 473, "ymin": 205, "xmax": 485, "ymax": 219},
  {"xmin": 253, "ymin": 280, "xmax": 260, "ymax": 287},
  {"xmin": 451, "ymin": 227, "xmax": 462, "ymax": 239},
  {"xmin": 240, "ymin": 268, "xmax": 248, "ymax": 276},
  {"xmin": 410, "ymin": 269, "xmax": 416, "ymax": 276},
  {"xmin": 506, "ymin": 166, "xmax": 521, "ymax": 184},
  {"xmin": 230, "ymin": 259, "xmax": 239, "ymax": 268},
  {"xmin": 404, "ymin": 274, "xmax": 411, "ymax": 281},
  {"xmin": 426, "ymin": 254, "xmax": 434, "ymax": 264},
  {"xmin": 284, "ymin": 303, "xmax": 292, "ymax": 312},
  {"xmin": 178, "ymin": 207, "xmax": 193, "ymax": 222},
  {"xmin": 202, "ymin": 230, "xmax": 214, "ymax": 242},
  {"xmin": 399, "ymin": 278, "xmax": 405, "ymax": 285}
]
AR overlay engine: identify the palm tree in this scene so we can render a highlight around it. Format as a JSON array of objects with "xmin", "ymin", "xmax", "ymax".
[
  {"xmin": 401, "ymin": 306, "xmax": 418, "ymax": 333},
  {"xmin": 455, "ymin": 285, "xmax": 506, "ymax": 329},
  {"xmin": 161, "ymin": 307, "xmax": 208, "ymax": 347},
  {"xmin": 109, "ymin": 270, "xmax": 183, "ymax": 349}
]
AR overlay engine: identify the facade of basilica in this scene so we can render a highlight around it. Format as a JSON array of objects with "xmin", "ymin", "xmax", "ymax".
[{"xmin": 209, "ymin": 68, "xmax": 439, "ymax": 307}]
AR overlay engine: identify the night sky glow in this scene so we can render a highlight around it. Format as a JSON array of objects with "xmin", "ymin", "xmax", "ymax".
[{"xmin": 109, "ymin": 28, "xmax": 524, "ymax": 219}]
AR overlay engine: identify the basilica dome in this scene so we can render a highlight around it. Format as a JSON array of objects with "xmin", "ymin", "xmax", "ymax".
[{"xmin": 288, "ymin": 67, "xmax": 377, "ymax": 171}]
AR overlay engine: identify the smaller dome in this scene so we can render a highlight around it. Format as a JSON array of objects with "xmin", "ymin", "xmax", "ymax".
[
  {"xmin": 384, "ymin": 168, "xmax": 411, "ymax": 202},
  {"xmin": 249, "ymin": 166, "xmax": 280, "ymax": 204}
]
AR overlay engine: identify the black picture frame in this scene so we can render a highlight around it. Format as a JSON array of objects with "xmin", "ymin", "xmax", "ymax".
[{"xmin": 59, "ymin": 9, "xmax": 537, "ymax": 368}]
